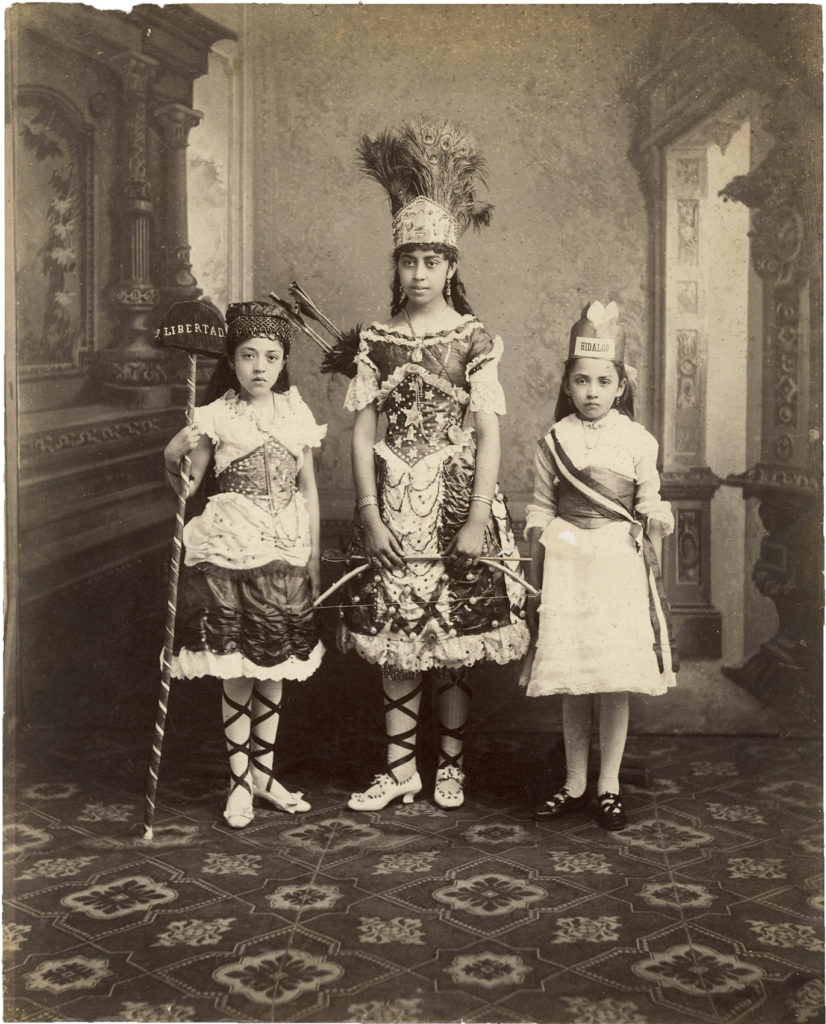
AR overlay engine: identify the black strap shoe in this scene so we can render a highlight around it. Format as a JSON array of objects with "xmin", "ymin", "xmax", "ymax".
[
  {"xmin": 596, "ymin": 792, "xmax": 627, "ymax": 831},
  {"xmin": 534, "ymin": 788, "xmax": 590, "ymax": 820}
]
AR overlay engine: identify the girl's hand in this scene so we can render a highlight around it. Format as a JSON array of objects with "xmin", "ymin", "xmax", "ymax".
[
  {"xmin": 308, "ymin": 555, "xmax": 321, "ymax": 601},
  {"xmin": 444, "ymin": 520, "xmax": 486, "ymax": 570},
  {"xmin": 362, "ymin": 513, "xmax": 406, "ymax": 571},
  {"xmin": 164, "ymin": 425, "xmax": 202, "ymax": 464}
]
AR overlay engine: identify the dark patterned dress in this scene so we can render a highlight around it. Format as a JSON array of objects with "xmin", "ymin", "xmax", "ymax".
[
  {"xmin": 171, "ymin": 388, "xmax": 325, "ymax": 682},
  {"xmin": 338, "ymin": 315, "xmax": 531, "ymax": 674}
]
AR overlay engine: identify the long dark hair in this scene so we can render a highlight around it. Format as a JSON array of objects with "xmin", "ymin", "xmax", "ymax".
[
  {"xmin": 390, "ymin": 242, "xmax": 474, "ymax": 316},
  {"xmin": 553, "ymin": 357, "xmax": 635, "ymax": 422}
]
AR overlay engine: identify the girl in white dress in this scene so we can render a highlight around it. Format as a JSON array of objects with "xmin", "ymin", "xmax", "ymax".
[
  {"xmin": 524, "ymin": 301, "xmax": 677, "ymax": 831},
  {"xmin": 163, "ymin": 301, "xmax": 326, "ymax": 829}
]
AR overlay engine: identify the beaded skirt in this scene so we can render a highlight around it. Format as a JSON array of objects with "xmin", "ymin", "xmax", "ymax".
[{"xmin": 338, "ymin": 438, "xmax": 530, "ymax": 675}]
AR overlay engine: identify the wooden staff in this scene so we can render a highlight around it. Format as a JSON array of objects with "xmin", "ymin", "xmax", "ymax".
[{"xmin": 144, "ymin": 300, "xmax": 227, "ymax": 841}]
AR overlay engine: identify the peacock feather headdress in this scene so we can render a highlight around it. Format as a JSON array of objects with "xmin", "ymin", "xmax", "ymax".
[{"xmin": 357, "ymin": 119, "xmax": 494, "ymax": 250}]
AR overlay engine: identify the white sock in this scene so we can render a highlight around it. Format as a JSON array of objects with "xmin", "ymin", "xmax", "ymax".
[
  {"xmin": 597, "ymin": 692, "xmax": 629, "ymax": 795},
  {"xmin": 562, "ymin": 695, "xmax": 593, "ymax": 798}
]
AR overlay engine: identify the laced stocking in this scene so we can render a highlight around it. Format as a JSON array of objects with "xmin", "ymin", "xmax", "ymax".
[
  {"xmin": 221, "ymin": 680, "xmax": 255, "ymax": 820},
  {"xmin": 382, "ymin": 674, "xmax": 422, "ymax": 782},
  {"xmin": 435, "ymin": 669, "xmax": 472, "ymax": 771},
  {"xmin": 249, "ymin": 681, "xmax": 284, "ymax": 792}
]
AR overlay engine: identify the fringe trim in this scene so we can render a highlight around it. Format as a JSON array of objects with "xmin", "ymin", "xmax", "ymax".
[
  {"xmin": 337, "ymin": 621, "xmax": 530, "ymax": 674},
  {"xmin": 169, "ymin": 639, "xmax": 325, "ymax": 682}
]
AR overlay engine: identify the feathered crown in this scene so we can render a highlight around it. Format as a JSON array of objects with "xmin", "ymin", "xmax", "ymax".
[{"xmin": 357, "ymin": 120, "xmax": 494, "ymax": 249}]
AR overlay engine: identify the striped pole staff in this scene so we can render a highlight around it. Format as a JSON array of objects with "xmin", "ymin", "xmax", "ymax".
[
  {"xmin": 144, "ymin": 300, "xmax": 227, "ymax": 841},
  {"xmin": 143, "ymin": 353, "xmax": 196, "ymax": 840}
]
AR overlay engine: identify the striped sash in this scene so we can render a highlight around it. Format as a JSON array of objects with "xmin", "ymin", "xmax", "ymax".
[{"xmin": 544, "ymin": 429, "xmax": 679, "ymax": 674}]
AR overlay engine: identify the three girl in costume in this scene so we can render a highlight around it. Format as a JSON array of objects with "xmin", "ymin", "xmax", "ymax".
[
  {"xmin": 163, "ymin": 302, "xmax": 325, "ymax": 828},
  {"xmin": 524, "ymin": 301, "xmax": 677, "ymax": 830},
  {"xmin": 338, "ymin": 120, "xmax": 531, "ymax": 811}
]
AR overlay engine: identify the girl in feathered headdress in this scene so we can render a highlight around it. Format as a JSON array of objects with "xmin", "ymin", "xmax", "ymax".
[
  {"xmin": 522, "ymin": 301, "xmax": 678, "ymax": 831},
  {"xmin": 338, "ymin": 119, "xmax": 531, "ymax": 812}
]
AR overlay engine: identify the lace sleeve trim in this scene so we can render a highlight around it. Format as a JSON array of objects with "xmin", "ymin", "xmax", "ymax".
[
  {"xmin": 466, "ymin": 333, "xmax": 504, "ymax": 378},
  {"xmin": 469, "ymin": 378, "xmax": 506, "ymax": 415},
  {"xmin": 344, "ymin": 352, "xmax": 381, "ymax": 411}
]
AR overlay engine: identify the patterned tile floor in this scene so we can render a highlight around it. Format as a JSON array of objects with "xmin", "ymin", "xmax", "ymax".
[{"xmin": 4, "ymin": 718, "xmax": 823, "ymax": 1024}]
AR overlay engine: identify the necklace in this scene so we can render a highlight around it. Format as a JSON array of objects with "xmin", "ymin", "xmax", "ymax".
[
  {"xmin": 581, "ymin": 414, "xmax": 609, "ymax": 451},
  {"xmin": 403, "ymin": 306, "xmax": 454, "ymax": 363}
]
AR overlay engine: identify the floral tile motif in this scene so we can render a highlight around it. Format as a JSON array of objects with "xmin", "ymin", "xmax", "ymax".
[
  {"xmin": 433, "ymin": 872, "xmax": 547, "ymax": 917},
  {"xmin": 4, "ymin": 822, "xmax": 53, "ymax": 857},
  {"xmin": 3, "ymin": 733, "xmax": 822, "ymax": 1024},
  {"xmin": 372, "ymin": 850, "xmax": 441, "ymax": 875},
  {"xmin": 213, "ymin": 947, "xmax": 345, "ymax": 1006},
  {"xmin": 559, "ymin": 995, "xmax": 651, "ymax": 1023},
  {"xmin": 444, "ymin": 949, "xmax": 532, "ymax": 989},
  {"xmin": 16, "ymin": 855, "xmax": 98, "ymax": 881},
  {"xmin": 462, "ymin": 823, "xmax": 534, "ymax": 846},
  {"xmin": 344, "ymin": 995, "xmax": 426, "ymax": 1022},
  {"xmin": 746, "ymin": 919, "xmax": 824, "ymax": 953},
  {"xmin": 546, "ymin": 850, "xmax": 613, "ymax": 875},
  {"xmin": 632, "ymin": 941, "xmax": 764, "ymax": 995},
  {"xmin": 61, "ymin": 875, "xmax": 178, "ymax": 919},
  {"xmin": 265, "ymin": 881, "xmax": 343, "ymax": 913},
  {"xmin": 357, "ymin": 916, "xmax": 426, "ymax": 945},
  {"xmin": 4, "ymin": 922, "xmax": 33, "ymax": 953},
  {"xmin": 727, "ymin": 855, "xmax": 787, "ymax": 880},
  {"xmin": 201, "ymin": 852, "xmax": 263, "ymax": 876},
  {"xmin": 153, "ymin": 917, "xmax": 236, "ymax": 948},
  {"xmin": 23, "ymin": 954, "xmax": 114, "ymax": 995},
  {"xmin": 20, "ymin": 782, "xmax": 82, "ymax": 801},
  {"xmin": 638, "ymin": 879, "xmax": 717, "ymax": 912}
]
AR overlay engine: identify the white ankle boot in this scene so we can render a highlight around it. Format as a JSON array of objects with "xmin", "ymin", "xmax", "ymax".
[{"xmin": 347, "ymin": 770, "xmax": 422, "ymax": 811}]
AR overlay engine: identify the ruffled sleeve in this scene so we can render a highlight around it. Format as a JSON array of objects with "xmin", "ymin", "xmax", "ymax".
[
  {"xmin": 192, "ymin": 394, "xmax": 226, "ymax": 443},
  {"xmin": 466, "ymin": 330, "xmax": 507, "ymax": 416},
  {"xmin": 633, "ymin": 427, "xmax": 674, "ymax": 536},
  {"xmin": 344, "ymin": 334, "xmax": 381, "ymax": 412},
  {"xmin": 289, "ymin": 387, "xmax": 327, "ymax": 449},
  {"xmin": 524, "ymin": 435, "xmax": 559, "ymax": 537}
]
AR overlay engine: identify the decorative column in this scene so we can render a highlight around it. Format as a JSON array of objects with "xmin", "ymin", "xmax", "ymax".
[
  {"xmin": 659, "ymin": 146, "xmax": 723, "ymax": 658},
  {"xmin": 94, "ymin": 50, "xmax": 169, "ymax": 409},
  {"xmin": 720, "ymin": 94, "xmax": 823, "ymax": 720},
  {"xmin": 154, "ymin": 102, "xmax": 203, "ymax": 308}
]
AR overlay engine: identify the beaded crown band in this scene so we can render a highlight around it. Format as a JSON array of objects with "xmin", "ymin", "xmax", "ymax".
[{"xmin": 226, "ymin": 301, "xmax": 293, "ymax": 347}]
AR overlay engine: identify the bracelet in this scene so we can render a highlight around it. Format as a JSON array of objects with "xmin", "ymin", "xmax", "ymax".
[
  {"xmin": 358, "ymin": 494, "xmax": 379, "ymax": 510},
  {"xmin": 165, "ymin": 464, "xmax": 182, "ymax": 479},
  {"xmin": 470, "ymin": 493, "xmax": 493, "ymax": 507}
]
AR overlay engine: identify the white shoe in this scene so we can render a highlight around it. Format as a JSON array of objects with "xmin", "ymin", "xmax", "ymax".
[
  {"xmin": 252, "ymin": 774, "xmax": 311, "ymax": 814},
  {"xmin": 223, "ymin": 772, "xmax": 255, "ymax": 829},
  {"xmin": 434, "ymin": 765, "xmax": 465, "ymax": 809},
  {"xmin": 347, "ymin": 770, "xmax": 422, "ymax": 811}
]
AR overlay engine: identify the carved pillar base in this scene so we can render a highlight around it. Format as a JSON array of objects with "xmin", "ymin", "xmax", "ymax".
[
  {"xmin": 723, "ymin": 465, "xmax": 822, "ymax": 725},
  {"xmin": 661, "ymin": 467, "xmax": 724, "ymax": 659}
]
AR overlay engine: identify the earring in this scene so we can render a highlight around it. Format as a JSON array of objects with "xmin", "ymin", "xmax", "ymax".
[{"xmin": 445, "ymin": 277, "xmax": 452, "ymax": 299}]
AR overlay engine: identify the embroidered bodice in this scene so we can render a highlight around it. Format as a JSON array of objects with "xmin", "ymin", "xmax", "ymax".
[
  {"xmin": 344, "ymin": 316, "xmax": 507, "ymax": 465},
  {"xmin": 218, "ymin": 436, "xmax": 297, "ymax": 514}
]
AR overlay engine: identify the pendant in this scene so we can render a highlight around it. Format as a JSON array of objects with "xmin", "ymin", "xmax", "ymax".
[{"xmin": 411, "ymin": 347, "xmax": 423, "ymax": 363}]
